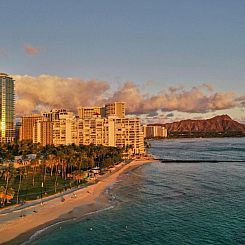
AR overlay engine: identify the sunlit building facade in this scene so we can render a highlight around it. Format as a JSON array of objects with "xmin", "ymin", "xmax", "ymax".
[
  {"xmin": 143, "ymin": 125, "xmax": 168, "ymax": 138},
  {"xmin": 0, "ymin": 73, "xmax": 15, "ymax": 143},
  {"xmin": 105, "ymin": 102, "xmax": 125, "ymax": 118},
  {"xmin": 77, "ymin": 106, "xmax": 105, "ymax": 119},
  {"xmin": 33, "ymin": 118, "xmax": 53, "ymax": 146},
  {"xmin": 20, "ymin": 114, "xmax": 43, "ymax": 141},
  {"xmin": 20, "ymin": 102, "xmax": 145, "ymax": 154},
  {"xmin": 78, "ymin": 102, "xmax": 126, "ymax": 119},
  {"xmin": 43, "ymin": 108, "xmax": 68, "ymax": 121},
  {"xmin": 76, "ymin": 117, "xmax": 145, "ymax": 154},
  {"xmin": 52, "ymin": 112, "xmax": 77, "ymax": 145}
]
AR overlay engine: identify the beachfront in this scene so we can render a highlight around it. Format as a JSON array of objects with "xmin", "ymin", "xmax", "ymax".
[{"xmin": 0, "ymin": 158, "xmax": 158, "ymax": 244}]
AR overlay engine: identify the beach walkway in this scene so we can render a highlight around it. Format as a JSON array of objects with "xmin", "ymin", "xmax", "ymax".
[{"xmin": 0, "ymin": 158, "xmax": 157, "ymax": 244}]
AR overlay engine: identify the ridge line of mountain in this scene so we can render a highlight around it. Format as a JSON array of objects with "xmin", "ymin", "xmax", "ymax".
[{"xmin": 148, "ymin": 115, "xmax": 245, "ymax": 138}]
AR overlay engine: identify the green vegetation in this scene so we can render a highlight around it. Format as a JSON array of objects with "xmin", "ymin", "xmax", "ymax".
[{"xmin": 0, "ymin": 142, "xmax": 123, "ymax": 208}]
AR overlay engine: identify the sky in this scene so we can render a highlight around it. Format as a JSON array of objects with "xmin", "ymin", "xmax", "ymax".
[{"xmin": 1, "ymin": 0, "xmax": 245, "ymax": 123}]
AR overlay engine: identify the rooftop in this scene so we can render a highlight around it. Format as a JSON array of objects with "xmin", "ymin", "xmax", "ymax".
[{"xmin": 0, "ymin": 73, "xmax": 8, "ymax": 77}]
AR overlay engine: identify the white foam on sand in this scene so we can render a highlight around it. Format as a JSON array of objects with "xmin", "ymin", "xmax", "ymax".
[{"xmin": 22, "ymin": 205, "xmax": 115, "ymax": 244}]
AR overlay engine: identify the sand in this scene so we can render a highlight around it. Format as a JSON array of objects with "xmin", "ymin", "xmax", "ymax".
[{"xmin": 0, "ymin": 159, "xmax": 158, "ymax": 244}]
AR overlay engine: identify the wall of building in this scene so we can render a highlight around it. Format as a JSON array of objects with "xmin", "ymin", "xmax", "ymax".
[
  {"xmin": 19, "ymin": 102, "xmax": 145, "ymax": 154},
  {"xmin": 20, "ymin": 115, "xmax": 43, "ymax": 141},
  {"xmin": 144, "ymin": 125, "xmax": 168, "ymax": 138},
  {"xmin": 0, "ymin": 73, "xmax": 15, "ymax": 143}
]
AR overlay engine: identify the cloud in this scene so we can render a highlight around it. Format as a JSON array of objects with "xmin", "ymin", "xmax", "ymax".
[
  {"xmin": 12, "ymin": 74, "xmax": 245, "ymax": 117},
  {"xmin": 23, "ymin": 43, "xmax": 41, "ymax": 56},
  {"xmin": 13, "ymin": 74, "xmax": 109, "ymax": 116},
  {"xmin": 236, "ymin": 95, "xmax": 245, "ymax": 106},
  {"xmin": 109, "ymin": 83, "xmax": 239, "ymax": 114}
]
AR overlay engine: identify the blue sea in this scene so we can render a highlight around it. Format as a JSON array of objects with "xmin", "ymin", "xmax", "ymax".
[{"xmin": 30, "ymin": 138, "xmax": 245, "ymax": 245}]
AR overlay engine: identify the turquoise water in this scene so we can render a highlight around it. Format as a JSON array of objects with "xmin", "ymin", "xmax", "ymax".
[{"xmin": 31, "ymin": 138, "xmax": 245, "ymax": 245}]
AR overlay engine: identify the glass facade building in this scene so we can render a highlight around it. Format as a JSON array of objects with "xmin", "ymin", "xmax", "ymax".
[{"xmin": 0, "ymin": 73, "xmax": 15, "ymax": 143}]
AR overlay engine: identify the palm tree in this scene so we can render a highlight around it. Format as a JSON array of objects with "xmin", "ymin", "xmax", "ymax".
[
  {"xmin": 3, "ymin": 167, "xmax": 12, "ymax": 206},
  {"xmin": 16, "ymin": 168, "xmax": 24, "ymax": 204}
]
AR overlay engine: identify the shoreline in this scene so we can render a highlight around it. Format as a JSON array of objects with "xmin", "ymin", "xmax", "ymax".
[{"xmin": 0, "ymin": 158, "xmax": 159, "ymax": 245}]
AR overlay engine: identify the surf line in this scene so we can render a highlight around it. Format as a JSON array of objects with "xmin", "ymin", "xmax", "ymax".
[
  {"xmin": 156, "ymin": 159, "xmax": 245, "ymax": 163},
  {"xmin": 21, "ymin": 205, "xmax": 115, "ymax": 245}
]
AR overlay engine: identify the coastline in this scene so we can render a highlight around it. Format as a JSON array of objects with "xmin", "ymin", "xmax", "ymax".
[{"xmin": 0, "ymin": 158, "xmax": 158, "ymax": 245}]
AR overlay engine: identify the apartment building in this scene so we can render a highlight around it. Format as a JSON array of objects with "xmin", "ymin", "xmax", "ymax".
[
  {"xmin": 76, "ymin": 117, "xmax": 108, "ymax": 146},
  {"xmin": 20, "ymin": 114, "xmax": 43, "ymax": 141},
  {"xmin": 33, "ymin": 118, "xmax": 53, "ymax": 146},
  {"xmin": 52, "ymin": 112, "xmax": 77, "ymax": 146},
  {"xmin": 112, "ymin": 117, "xmax": 144, "ymax": 154},
  {"xmin": 77, "ymin": 106, "xmax": 105, "ymax": 119},
  {"xmin": 76, "ymin": 116, "xmax": 144, "ymax": 154},
  {"xmin": 43, "ymin": 108, "xmax": 68, "ymax": 121},
  {"xmin": 20, "ymin": 102, "xmax": 145, "ymax": 154},
  {"xmin": 0, "ymin": 73, "xmax": 15, "ymax": 143},
  {"xmin": 78, "ymin": 102, "xmax": 125, "ymax": 119},
  {"xmin": 143, "ymin": 125, "xmax": 168, "ymax": 138},
  {"xmin": 105, "ymin": 102, "xmax": 125, "ymax": 118}
]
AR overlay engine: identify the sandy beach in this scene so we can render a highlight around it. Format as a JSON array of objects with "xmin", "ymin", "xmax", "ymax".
[{"xmin": 0, "ymin": 159, "xmax": 158, "ymax": 244}]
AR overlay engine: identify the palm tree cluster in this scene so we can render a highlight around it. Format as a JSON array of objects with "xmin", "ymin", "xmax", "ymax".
[{"xmin": 0, "ymin": 142, "xmax": 123, "ymax": 207}]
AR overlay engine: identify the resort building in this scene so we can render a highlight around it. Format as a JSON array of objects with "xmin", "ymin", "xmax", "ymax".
[
  {"xmin": 15, "ymin": 122, "xmax": 21, "ymax": 142},
  {"xmin": 112, "ymin": 117, "xmax": 144, "ymax": 154},
  {"xmin": 105, "ymin": 102, "xmax": 125, "ymax": 118},
  {"xmin": 43, "ymin": 108, "xmax": 68, "ymax": 121},
  {"xmin": 144, "ymin": 125, "xmax": 168, "ymax": 138},
  {"xmin": 20, "ymin": 102, "xmax": 145, "ymax": 155},
  {"xmin": 76, "ymin": 117, "xmax": 108, "ymax": 146},
  {"xmin": 77, "ymin": 106, "xmax": 105, "ymax": 119},
  {"xmin": 33, "ymin": 118, "xmax": 53, "ymax": 146},
  {"xmin": 78, "ymin": 102, "xmax": 125, "ymax": 119},
  {"xmin": 52, "ymin": 112, "xmax": 77, "ymax": 146},
  {"xmin": 76, "ymin": 117, "xmax": 145, "ymax": 154},
  {"xmin": 76, "ymin": 103, "xmax": 144, "ymax": 154},
  {"xmin": 0, "ymin": 73, "xmax": 15, "ymax": 143},
  {"xmin": 20, "ymin": 114, "xmax": 43, "ymax": 141}
]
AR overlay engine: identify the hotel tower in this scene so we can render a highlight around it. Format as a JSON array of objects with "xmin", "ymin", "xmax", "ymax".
[{"xmin": 0, "ymin": 73, "xmax": 15, "ymax": 143}]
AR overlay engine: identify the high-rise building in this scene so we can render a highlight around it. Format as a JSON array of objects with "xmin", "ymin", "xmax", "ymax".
[
  {"xmin": 112, "ymin": 117, "xmax": 144, "ymax": 154},
  {"xmin": 43, "ymin": 109, "xmax": 68, "ymax": 121},
  {"xmin": 143, "ymin": 125, "xmax": 168, "ymax": 138},
  {"xmin": 52, "ymin": 112, "xmax": 77, "ymax": 145},
  {"xmin": 20, "ymin": 114, "xmax": 43, "ymax": 141},
  {"xmin": 31, "ymin": 102, "xmax": 145, "ymax": 154},
  {"xmin": 105, "ymin": 102, "xmax": 125, "ymax": 118},
  {"xmin": 76, "ymin": 117, "xmax": 145, "ymax": 154},
  {"xmin": 15, "ymin": 121, "xmax": 22, "ymax": 142},
  {"xmin": 0, "ymin": 73, "xmax": 15, "ymax": 143},
  {"xmin": 77, "ymin": 103, "xmax": 125, "ymax": 119},
  {"xmin": 33, "ymin": 118, "xmax": 53, "ymax": 146},
  {"xmin": 77, "ymin": 106, "xmax": 105, "ymax": 119},
  {"xmin": 76, "ymin": 117, "xmax": 109, "ymax": 146}
]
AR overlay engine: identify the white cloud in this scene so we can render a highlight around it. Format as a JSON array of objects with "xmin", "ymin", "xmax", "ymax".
[{"xmin": 12, "ymin": 74, "xmax": 245, "ymax": 117}]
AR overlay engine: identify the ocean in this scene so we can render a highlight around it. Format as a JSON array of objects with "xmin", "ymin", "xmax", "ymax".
[{"xmin": 30, "ymin": 138, "xmax": 245, "ymax": 245}]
